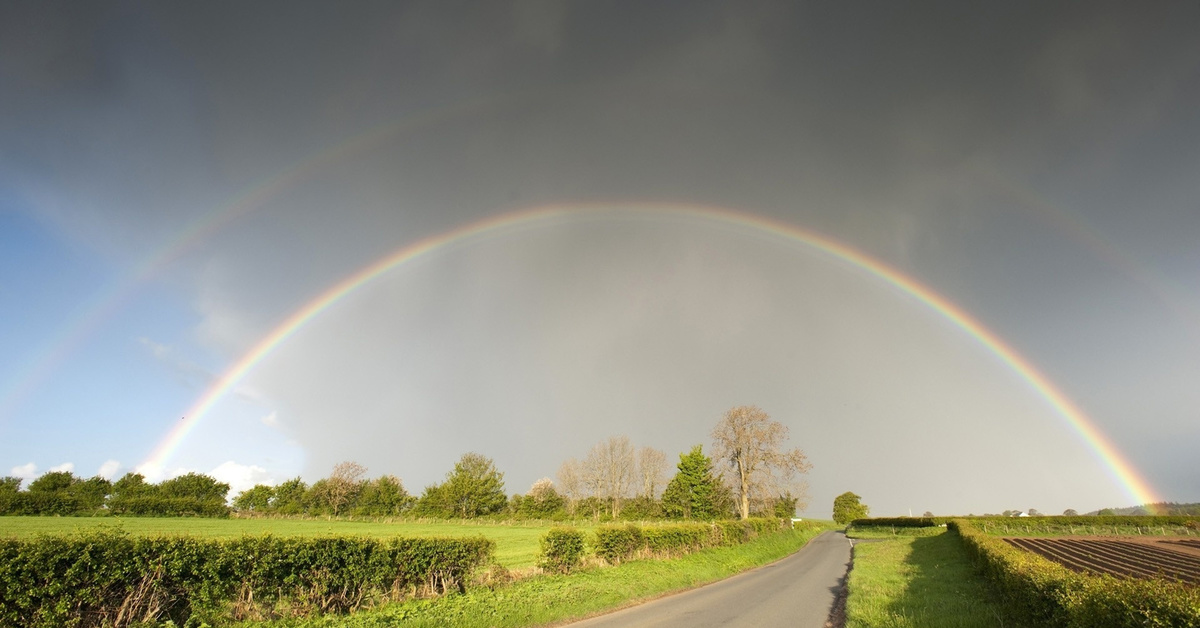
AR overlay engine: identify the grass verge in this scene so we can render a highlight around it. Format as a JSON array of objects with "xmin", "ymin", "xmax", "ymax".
[
  {"xmin": 0, "ymin": 516, "xmax": 573, "ymax": 568},
  {"xmin": 846, "ymin": 525, "xmax": 945, "ymax": 539},
  {"xmin": 845, "ymin": 530, "xmax": 1011, "ymax": 628},
  {"xmin": 235, "ymin": 525, "xmax": 831, "ymax": 628}
]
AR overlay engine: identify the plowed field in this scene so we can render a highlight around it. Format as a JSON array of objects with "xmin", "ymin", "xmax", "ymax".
[{"xmin": 1004, "ymin": 537, "xmax": 1200, "ymax": 584}]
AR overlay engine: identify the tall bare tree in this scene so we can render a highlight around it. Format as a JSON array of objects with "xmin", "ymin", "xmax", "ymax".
[
  {"xmin": 556, "ymin": 457, "xmax": 584, "ymax": 515},
  {"xmin": 636, "ymin": 446, "xmax": 667, "ymax": 498},
  {"xmin": 327, "ymin": 461, "xmax": 367, "ymax": 516},
  {"xmin": 711, "ymin": 405, "xmax": 811, "ymax": 520},
  {"xmin": 583, "ymin": 435, "xmax": 636, "ymax": 517}
]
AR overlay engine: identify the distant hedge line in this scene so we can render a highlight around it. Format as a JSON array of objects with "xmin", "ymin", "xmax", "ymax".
[
  {"xmin": 589, "ymin": 518, "xmax": 795, "ymax": 564},
  {"xmin": 0, "ymin": 531, "xmax": 493, "ymax": 628},
  {"xmin": 851, "ymin": 515, "xmax": 1199, "ymax": 529},
  {"xmin": 949, "ymin": 519, "xmax": 1200, "ymax": 627},
  {"xmin": 0, "ymin": 494, "xmax": 230, "ymax": 518}
]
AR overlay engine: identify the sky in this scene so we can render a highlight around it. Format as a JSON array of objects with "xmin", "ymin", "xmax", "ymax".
[{"xmin": 1, "ymin": 1, "xmax": 1198, "ymax": 518}]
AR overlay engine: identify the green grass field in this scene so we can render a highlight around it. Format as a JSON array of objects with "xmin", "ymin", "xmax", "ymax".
[
  {"xmin": 0, "ymin": 516, "xmax": 578, "ymax": 569},
  {"xmin": 844, "ymin": 531, "xmax": 1011, "ymax": 628}
]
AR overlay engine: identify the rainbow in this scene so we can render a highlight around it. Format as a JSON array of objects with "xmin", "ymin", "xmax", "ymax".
[{"xmin": 140, "ymin": 204, "xmax": 1161, "ymax": 507}]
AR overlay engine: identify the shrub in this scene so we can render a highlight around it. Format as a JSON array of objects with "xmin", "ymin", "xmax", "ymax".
[
  {"xmin": 538, "ymin": 527, "xmax": 586, "ymax": 574},
  {"xmin": 0, "ymin": 530, "xmax": 494, "ymax": 627},
  {"xmin": 593, "ymin": 524, "xmax": 645, "ymax": 564},
  {"xmin": 593, "ymin": 518, "xmax": 791, "ymax": 564},
  {"xmin": 851, "ymin": 517, "xmax": 942, "ymax": 528},
  {"xmin": 950, "ymin": 519, "xmax": 1200, "ymax": 627}
]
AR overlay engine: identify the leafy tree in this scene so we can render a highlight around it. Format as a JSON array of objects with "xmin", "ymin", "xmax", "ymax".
[
  {"xmin": 0, "ymin": 476, "xmax": 22, "ymax": 494},
  {"xmin": 1028, "ymin": 508, "xmax": 1041, "ymax": 516},
  {"xmin": 272, "ymin": 477, "xmax": 308, "ymax": 514},
  {"xmin": 68, "ymin": 476, "xmax": 112, "ymax": 510},
  {"xmin": 158, "ymin": 472, "xmax": 229, "ymax": 503},
  {"xmin": 28, "ymin": 471, "xmax": 78, "ymax": 493},
  {"xmin": 233, "ymin": 484, "xmax": 275, "ymax": 511},
  {"xmin": 356, "ymin": 475, "xmax": 414, "ymax": 516},
  {"xmin": 111, "ymin": 472, "xmax": 156, "ymax": 499},
  {"xmin": 516, "ymin": 478, "xmax": 566, "ymax": 519},
  {"xmin": 711, "ymin": 405, "xmax": 811, "ymax": 520},
  {"xmin": 418, "ymin": 453, "xmax": 507, "ymax": 518},
  {"xmin": 1096, "ymin": 508, "xmax": 1115, "ymax": 516},
  {"xmin": 774, "ymin": 493, "xmax": 799, "ymax": 518},
  {"xmin": 662, "ymin": 445, "xmax": 729, "ymax": 520},
  {"xmin": 832, "ymin": 491, "xmax": 869, "ymax": 525},
  {"xmin": 922, "ymin": 511, "xmax": 935, "ymax": 517},
  {"xmin": 1063, "ymin": 508, "xmax": 1078, "ymax": 516}
]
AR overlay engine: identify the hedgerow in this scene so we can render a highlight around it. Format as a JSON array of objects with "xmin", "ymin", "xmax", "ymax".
[
  {"xmin": 592, "ymin": 518, "xmax": 792, "ymax": 565},
  {"xmin": 851, "ymin": 516, "xmax": 943, "ymax": 527},
  {"xmin": 537, "ymin": 527, "xmax": 586, "ymax": 574},
  {"xmin": 0, "ymin": 530, "xmax": 494, "ymax": 627},
  {"xmin": 950, "ymin": 518, "xmax": 1200, "ymax": 627}
]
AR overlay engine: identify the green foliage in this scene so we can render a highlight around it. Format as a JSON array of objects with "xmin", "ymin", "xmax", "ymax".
[
  {"xmin": 537, "ymin": 527, "xmax": 586, "ymax": 574},
  {"xmin": 26, "ymin": 471, "xmax": 77, "ymax": 493},
  {"xmin": 415, "ymin": 453, "xmax": 507, "ymax": 518},
  {"xmin": 107, "ymin": 496, "xmax": 230, "ymax": 517},
  {"xmin": 661, "ymin": 445, "xmax": 729, "ymax": 520},
  {"xmin": 233, "ymin": 484, "xmax": 275, "ymax": 511},
  {"xmin": 617, "ymin": 495, "xmax": 662, "ymax": 520},
  {"xmin": 157, "ymin": 472, "xmax": 230, "ymax": 503},
  {"xmin": 852, "ymin": 517, "xmax": 941, "ymax": 528},
  {"xmin": 356, "ymin": 476, "xmax": 415, "ymax": 516},
  {"xmin": 272, "ymin": 477, "xmax": 309, "ymax": 514},
  {"xmin": 0, "ymin": 530, "xmax": 495, "ymax": 627},
  {"xmin": 774, "ymin": 493, "xmax": 798, "ymax": 518},
  {"xmin": 593, "ymin": 518, "xmax": 791, "ymax": 565},
  {"xmin": 0, "ymin": 477, "xmax": 22, "ymax": 494},
  {"xmin": 833, "ymin": 491, "xmax": 869, "ymax": 525},
  {"xmin": 950, "ymin": 519, "xmax": 1200, "ymax": 627},
  {"xmin": 111, "ymin": 472, "xmax": 155, "ymax": 500}
]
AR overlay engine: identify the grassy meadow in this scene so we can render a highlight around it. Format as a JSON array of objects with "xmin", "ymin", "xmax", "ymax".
[
  {"xmin": 0, "ymin": 516, "xmax": 581, "ymax": 569},
  {"xmin": 844, "ymin": 530, "xmax": 1011, "ymax": 628}
]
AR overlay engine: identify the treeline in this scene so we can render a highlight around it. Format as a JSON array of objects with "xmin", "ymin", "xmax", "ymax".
[
  {"xmin": 234, "ymin": 443, "xmax": 802, "ymax": 522},
  {"xmin": 0, "ymin": 471, "xmax": 229, "ymax": 517}
]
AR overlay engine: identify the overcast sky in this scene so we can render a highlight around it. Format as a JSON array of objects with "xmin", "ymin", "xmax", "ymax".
[{"xmin": 2, "ymin": 1, "xmax": 1197, "ymax": 517}]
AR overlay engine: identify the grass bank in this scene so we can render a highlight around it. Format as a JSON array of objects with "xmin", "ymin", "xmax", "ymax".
[
  {"xmin": 237, "ymin": 524, "xmax": 831, "ymax": 628},
  {"xmin": 845, "ymin": 530, "xmax": 1010, "ymax": 628},
  {"xmin": 0, "ymin": 516, "xmax": 576, "ymax": 568}
]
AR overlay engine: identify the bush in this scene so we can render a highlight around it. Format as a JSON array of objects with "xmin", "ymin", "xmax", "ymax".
[
  {"xmin": 593, "ymin": 518, "xmax": 791, "ymax": 564},
  {"xmin": 538, "ymin": 527, "xmax": 586, "ymax": 574},
  {"xmin": 0, "ymin": 530, "xmax": 494, "ymax": 627},
  {"xmin": 851, "ymin": 517, "xmax": 943, "ymax": 528},
  {"xmin": 107, "ymin": 496, "xmax": 230, "ymax": 518},
  {"xmin": 593, "ymin": 524, "xmax": 645, "ymax": 564},
  {"xmin": 949, "ymin": 518, "xmax": 1200, "ymax": 627}
]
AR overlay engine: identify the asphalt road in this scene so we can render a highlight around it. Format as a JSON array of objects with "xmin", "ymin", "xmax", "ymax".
[{"xmin": 563, "ymin": 530, "xmax": 852, "ymax": 628}]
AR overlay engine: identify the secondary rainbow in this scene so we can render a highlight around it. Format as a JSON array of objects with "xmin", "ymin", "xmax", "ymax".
[{"xmin": 141, "ymin": 204, "xmax": 1161, "ymax": 507}]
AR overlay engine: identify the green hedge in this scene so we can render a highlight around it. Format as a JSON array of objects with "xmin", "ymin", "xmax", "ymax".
[
  {"xmin": 593, "ymin": 518, "xmax": 791, "ymax": 565},
  {"xmin": 0, "ymin": 530, "xmax": 494, "ymax": 627},
  {"xmin": 107, "ymin": 496, "xmax": 230, "ymax": 518},
  {"xmin": 851, "ymin": 516, "xmax": 943, "ymax": 527},
  {"xmin": 538, "ymin": 527, "xmax": 586, "ymax": 574},
  {"xmin": 0, "ymin": 492, "xmax": 84, "ymax": 516},
  {"xmin": 949, "ymin": 519, "xmax": 1200, "ymax": 627}
]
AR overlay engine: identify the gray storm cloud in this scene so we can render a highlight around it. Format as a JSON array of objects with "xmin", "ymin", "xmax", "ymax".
[{"xmin": 2, "ymin": 1, "xmax": 1198, "ymax": 513}]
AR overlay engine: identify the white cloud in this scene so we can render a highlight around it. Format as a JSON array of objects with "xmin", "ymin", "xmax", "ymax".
[
  {"xmin": 49, "ymin": 462, "xmax": 74, "ymax": 474},
  {"xmin": 98, "ymin": 460, "xmax": 121, "ymax": 480},
  {"xmin": 134, "ymin": 462, "xmax": 192, "ymax": 484},
  {"xmin": 261, "ymin": 411, "xmax": 280, "ymax": 428},
  {"xmin": 10, "ymin": 462, "xmax": 37, "ymax": 479},
  {"xmin": 209, "ymin": 461, "xmax": 277, "ymax": 498}
]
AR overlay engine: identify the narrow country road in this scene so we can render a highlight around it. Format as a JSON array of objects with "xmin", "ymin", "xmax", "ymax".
[{"xmin": 563, "ymin": 530, "xmax": 852, "ymax": 628}]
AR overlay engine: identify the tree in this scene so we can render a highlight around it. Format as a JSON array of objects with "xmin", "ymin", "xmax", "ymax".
[
  {"xmin": 158, "ymin": 472, "xmax": 229, "ymax": 502},
  {"xmin": 272, "ymin": 477, "xmax": 308, "ymax": 514},
  {"xmin": 636, "ymin": 447, "xmax": 667, "ymax": 499},
  {"xmin": 556, "ymin": 458, "xmax": 584, "ymax": 515},
  {"xmin": 69, "ymin": 476, "xmax": 112, "ymax": 510},
  {"xmin": 775, "ymin": 493, "xmax": 799, "ymax": 518},
  {"xmin": 28, "ymin": 471, "xmax": 78, "ymax": 493},
  {"xmin": 832, "ymin": 491, "xmax": 869, "ymax": 525},
  {"xmin": 661, "ymin": 445, "xmax": 730, "ymax": 520},
  {"xmin": 357, "ymin": 475, "xmax": 414, "ymax": 516},
  {"xmin": 1063, "ymin": 509, "xmax": 1078, "ymax": 516},
  {"xmin": 325, "ymin": 461, "xmax": 368, "ymax": 516},
  {"xmin": 517, "ymin": 478, "xmax": 566, "ymax": 519},
  {"xmin": 234, "ymin": 484, "xmax": 275, "ymax": 511},
  {"xmin": 111, "ymin": 472, "xmax": 155, "ymax": 500},
  {"xmin": 922, "ymin": 511, "xmax": 935, "ymax": 518},
  {"xmin": 583, "ymin": 436, "xmax": 636, "ymax": 518},
  {"xmin": 1028, "ymin": 508, "xmax": 1041, "ymax": 516},
  {"xmin": 425, "ymin": 452, "xmax": 507, "ymax": 518},
  {"xmin": 711, "ymin": 405, "xmax": 811, "ymax": 520},
  {"xmin": 0, "ymin": 476, "xmax": 21, "ymax": 494}
]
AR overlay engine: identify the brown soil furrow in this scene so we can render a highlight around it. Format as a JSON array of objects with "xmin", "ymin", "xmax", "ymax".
[
  {"xmin": 1074, "ymin": 540, "xmax": 1200, "ymax": 582},
  {"xmin": 1003, "ymin": 537, "xmax": 1200, "ymax": 584}
]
